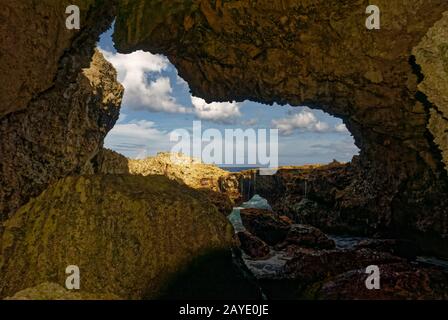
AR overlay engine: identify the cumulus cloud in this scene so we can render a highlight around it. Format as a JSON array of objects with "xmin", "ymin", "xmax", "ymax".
[
  {"xmin": 335, "ymin": 123, "xmax": 349, "ymax": 133},
  {"xmin": 242, "ymin": 118, "xmax": 259, "ymax": 127},
  {"xmin": 104, "ymin": 119, "xmax": 172, "ymax": 159},
  {"xmin": 101, "ymin": 49, "xmax": 188, "ymax": 114},
  {"xmin": 273, "ymin": 109, "xmax": 351, "ymax": 136},
  {"xmin": 272, "ymin": 110, "xmax": 331, "ymax": 135},
  {"xmin": 191, "ymin": 96, "xmax": 242, "ymax": 124},
  {"xmin": 310, "ymin": 138, "xmax": 360, "ymax": 159}
]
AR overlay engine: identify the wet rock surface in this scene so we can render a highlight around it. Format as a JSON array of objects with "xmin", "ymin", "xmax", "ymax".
[
  {"xmin": 240, "ymin": 208, "xmax": 290, "ymax": 246},
  {"xmin": 237, "ymin": 231, "xmax": 271, "ymax": 260},
  {"xmin": 275, "ymin": 224, "xmax": 336, "ymax": 251},
  {"xmin": 354, "ymin": 239, "xmax": 421, "ymax": 259},
  {"xmin": 282, "ymin": 248, "xmax": 403, "ymax": 283},
  {"xmin": 229, "ymin": 195, "xmax": 448, "ymax": 300},
  {"xmin": 315, "ymin": 263, "xmax": 448, "ymax": 300}
]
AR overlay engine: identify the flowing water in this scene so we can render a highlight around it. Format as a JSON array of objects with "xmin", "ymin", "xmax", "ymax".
[
  {"xmin": 228, "ymin": 195, "xmax": 293, "ymax": 280},
  {"xmin": 228, "ymin": 194, "xmax": 448, "ymax": 283}
]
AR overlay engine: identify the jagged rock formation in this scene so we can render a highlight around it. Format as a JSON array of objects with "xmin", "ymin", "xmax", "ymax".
[
  {"xmin": 236, "ymin": 162, "xmax": 367, "ymax": 234},
  {"xmin": 414, "ymin": 12, "xmax": 448, "ymax": 173},
  {"xmin": 113, "ymin": 0, "xmax": 448, "ymax": 255},
  {"xmin": 128, "ymin": 152, "xmax": 241, "ymax": 202},
  {"xmin": 88, "ymin": 151, "xmax": 240, "ymax": 215},
  {"xmin": 1, "ymin": 0, "xmax": 448, "ymax": 300},
  {"xmin": 0, "ymin": 175, "xmax": 234, "ymax": 299},
  {"xmin": 0, "ymin": 1, "xmax": 122, "ymax": 221},
  {"xmin": 88, "ymin": 148, "xmax": 130, "ymax": 175},
  {"xmin": 0, "ymin": 0, "xmax": 117, "ymax": 118},
  {"xmin": 0, "ymin": 50, "xmax": 123, "ymax": 222}
]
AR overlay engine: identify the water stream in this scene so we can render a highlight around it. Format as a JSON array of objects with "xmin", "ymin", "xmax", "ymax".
[{"xmin": 228, "ymin": 194, "xmax": 448, "ymax": 283}]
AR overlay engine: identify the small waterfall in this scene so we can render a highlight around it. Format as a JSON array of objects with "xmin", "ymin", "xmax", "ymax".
[
  {"xmin": 227, "ymin": 195, "xmax": 290, "ymax": 281},
  {"xmin": 253, "ymin": 170, "xmax": 256, "ymax": 195},
  {"xmin": 239, "ymin": 170, "xmax": 259, "ymax": 201},
  {"xmin": 227, "ymin": 207, "xmax": 246, "ymax": 233}
]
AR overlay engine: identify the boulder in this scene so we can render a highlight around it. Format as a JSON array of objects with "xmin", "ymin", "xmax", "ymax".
[
  {"xmin": 355, "ymin": 239, "xmax": 421, "ymax": 259},
  {"xmin": 240, "ymin": 208, "xmax": 290, "ymax": 245},
  {"xmin": 237, "ymin": 231, "xmax": 270, "ymax": 260},
  {"xmin": 282, "ymin": 248, "xmax": 404, "ymax": 284},
  {"xmin": 198, "ymin": 189, "xmax": 234, "ymax": 217},
  {"xmin": 276, "ymin": 224, "xmax": 336, "ymax": 250},
  {"xmin": 315, "ymin": 263, "xmax": 448, "ymax": 300},
  {"xmin": 0, "ymin": 175, "xmax": 234, "ymax": 299},
  {"xmin": 279, "ymin": 216, "xmax": 294, "ymax": 225}
]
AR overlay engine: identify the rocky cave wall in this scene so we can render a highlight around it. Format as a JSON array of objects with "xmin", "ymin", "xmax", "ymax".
[
  {"xmin": 112, "ymin": 0, "xmax": 448, "ymax": 255},
  {"xmin": 1, "ymin": 1, "xmax": 448, "ymax": 256},
  {"xmin": 0, "ymin": 0, "xmax": 122, "ymax": 221}
]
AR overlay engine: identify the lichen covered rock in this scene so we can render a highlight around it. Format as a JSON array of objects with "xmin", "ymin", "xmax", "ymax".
[
  {"xmin": 0, "ymin": 175, "xmax": 234, "ymax": 299},
  {"xmin": 128, "ymin": 152, "xmax": 241, "ymax": 202}
]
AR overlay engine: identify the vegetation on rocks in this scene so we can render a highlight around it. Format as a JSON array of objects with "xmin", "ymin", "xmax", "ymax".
[{"xmin": 0, "ymin": 175, "xmax": 234, "ymax": 299}]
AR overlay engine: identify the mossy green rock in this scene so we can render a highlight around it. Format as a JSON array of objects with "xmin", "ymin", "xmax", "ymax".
[{"xmin": 0, "ymin": 175, "xmax": 234, "ymax": 299}]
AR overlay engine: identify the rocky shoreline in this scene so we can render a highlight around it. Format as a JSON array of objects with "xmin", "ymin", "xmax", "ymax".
[
  {"xmin": 229, "ymin": 194, "xmax": 448, "ymax": 300},
  {"xmin": 1, "ymin": 1, "xmax": 448, "ymax": 300},
  {"xmin": 1, "ymin": 152, "xmax": 448, "ymax": 300}
]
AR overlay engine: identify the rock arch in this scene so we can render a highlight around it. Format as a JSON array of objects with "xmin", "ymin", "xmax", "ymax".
[
  {"xmin": 112, "ymin": 0, "xmax": 448, "ymax": 255},
  {"xmin": 1, "ymin": 0, "xmax": 448, "ymax": 255}
]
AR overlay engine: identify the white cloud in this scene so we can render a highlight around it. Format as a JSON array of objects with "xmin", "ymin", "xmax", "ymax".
[
  {"xmin": 104, "ymin": 120, "xmax": 173, "ymax": 159},
  {"xmin": 272, "ymin": 109, "xmax": 351, "ymax": 136},
  {"xmin": 242, "ymin": 118, "xmax": 259, "ymax": 127},
  {"xmin": 272, "ymin": 110, "xmax": 331, "ymax": 135},
  {"xmin": 191, "ymin": 96, "xmax": 242, "ymax": 124},
  {"xmin": 335, "ymin": 123, "xmax": 349, "ymax": 133},
  {"xmin": 101, "ymin": 49, "xmax": 188, "ymax": 114}
]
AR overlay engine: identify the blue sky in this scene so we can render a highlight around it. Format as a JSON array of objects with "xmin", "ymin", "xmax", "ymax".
[{"xmin": 98, "ymin": 26, "xmax": 359, "ymax": 166}]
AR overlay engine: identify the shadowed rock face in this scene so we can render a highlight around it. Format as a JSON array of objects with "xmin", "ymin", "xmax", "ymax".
[
  {"xmin": 113, "ymin": 0, "xmax": 448, "ymax": 255},
  {"xmin": 0, "ymin": 0, "xmax": 118, "ymax": 118},
  {"xmin": 414, "ymin": 12, "xmax": 448, "ymax": 173},
  {"xmin": 1, "ymin": 1, "xmax": 448, "ymax": 256},
  {"xmin": 0, "ymin": 175, "xmax": 234, "ymax": 299},
  {"xmin": 0, "ymin": 1, "xmax": 123, "ymax": 221},
  {"xmin": 0, "ymin": 50, "xmax": 123, "ymax": 222}
]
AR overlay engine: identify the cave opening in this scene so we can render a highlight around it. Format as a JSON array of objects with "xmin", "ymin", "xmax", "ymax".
[
  {"xmin": 2, "ymin": 1, "xmax": 448, "ymax": 301},
  {"xmin": 98, "ymin": 27, "xmax": 359, "ymax": 170}
]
